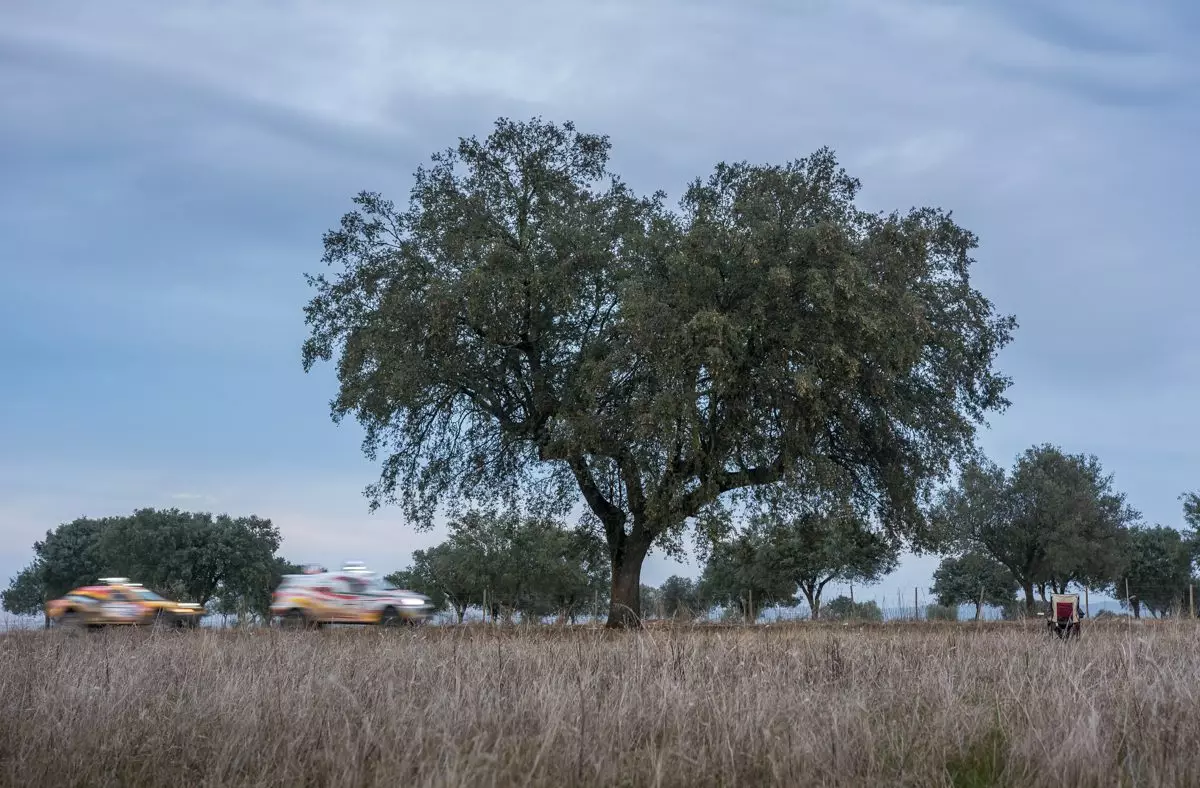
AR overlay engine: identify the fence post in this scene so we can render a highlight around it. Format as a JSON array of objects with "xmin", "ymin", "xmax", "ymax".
[
  {"xmin": 1190, "ymin": 584, "xmax": 1195, "ymax": 619},
  {"xmin": 914, "ymin": 587, "xmax": 919, "ymax": 620}
]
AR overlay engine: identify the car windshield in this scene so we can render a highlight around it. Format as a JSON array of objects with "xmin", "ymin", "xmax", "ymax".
[{"xmin": 132, "ymin": 588, "xmax": 166, "ymax": 601}]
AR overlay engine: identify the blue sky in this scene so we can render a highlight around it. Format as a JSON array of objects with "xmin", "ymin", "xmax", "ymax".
[{"xmin": 1, "ymin": 0, "xmax": 1198, "ymax": 608}]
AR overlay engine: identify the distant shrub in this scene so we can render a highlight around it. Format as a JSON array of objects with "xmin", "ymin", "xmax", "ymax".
[
  {"xmin": 1000, "ymin": 600, "xmax": 1048, "ymax": 621},
  {"xmin": 823, "ymin": 596, "xmax": 883, "ymax": 622},
  {"xmin": 926, "ymin": 604, "xmax": 958, "ymax": 621},
  {"xmin": 1094, "ymin": 609, "xmax": 1129, "ymax": 619}
]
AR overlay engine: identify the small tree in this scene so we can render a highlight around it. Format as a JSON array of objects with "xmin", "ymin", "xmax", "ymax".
[
  {"xmin": 823, "ymin": 596, "xmax": 883, "ymax": 621},
  {"xmin": 1, "ymin": 563, "xmax": 47, "ymax": 626},
  {"xmin": 639, "ymin": 584, "xmax": 663, "ymax": 621},
  {"xmin": 1111, "ymin": 525, "xmax": 1192, "ymax": 618},
  {"xmin": 925, "ymin": 603, "xmax": 959, "ymax": 621},
  {"xmin": 930, "ymin": 552, "xmax": 1017, "ymax": 620},
  {"xmin": 402, "ymin": 542, "xmax": 483, "ymax": 623},
  {"xmin": 659, "ymin": 576, "xmax": 704, "ymax": 620},
  {"xmin": 760, "ymin": 488, "xmax": 898, "ymax": 620},
  {"xmin": 932, "ymin": 446, "xmax": 1137, "ymax": 612},
  {"xmin": 699, "ymin": 524, "xmax": 797, "ymax": 622}
]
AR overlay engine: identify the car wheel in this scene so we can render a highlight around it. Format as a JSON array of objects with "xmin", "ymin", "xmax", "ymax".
[
  {"xmin": 58, "ymin": 610, "xmax": 84, "ymax": 630},
  {"xmin": 282, "ymin": 609, "xmax": 309, "ymax": 630},
  {"xmin": 379, "ymin": 606, "xmax": 401, "ymax": 627}
]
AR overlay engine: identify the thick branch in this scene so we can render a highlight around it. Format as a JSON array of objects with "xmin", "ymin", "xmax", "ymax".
[{"xmin": 568, "ymin": 456, "xmax": 627, "ymax": 546}]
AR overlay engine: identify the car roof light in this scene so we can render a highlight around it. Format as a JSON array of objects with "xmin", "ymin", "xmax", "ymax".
[{"xmin": 99, "ymin": 577, "xmax": 129, "ymax": 585}]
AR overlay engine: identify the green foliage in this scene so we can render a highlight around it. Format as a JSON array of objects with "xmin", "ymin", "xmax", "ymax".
[
  {"xmin": 639, "ymin": 584, "xmax": 662, "ymax": 620},
  {"xmin": 33, "ymin": 517, "xmax": 110, "ymax": 600},
  {"xmin": 699, "ymin": 522, "xmax": 798, "ymax": 622},
  {"xmin": 97, "ymin": 509, "xmax": 282, "ymax": 607},
  {"xmin": 1183, "ymin": 492, "xmax": 1200, "ymax": 531},
  {"xmin": 407, "ymin": 543, "xmax": 478, "ymax": 622},
  {"xmin": 389, "ymin": 510, "xmax": 609, "ymax": 623},
  {"xmin": 822, "ymin": 596, "xmax": 883, "ymax": 621},
  {"xmin": 1182, "ymin": 492, "xmax": 1200, "ymax": 565},
  {"xmin": 999, "ymin": 599, "xmax": 1047, "ymax": 620},
  {"xmin": 932, "ymin": 445, "xmax": 1137, "ymax": 611},
  {"xmin": 218, "ymin": 556, "xmax": 303, "ymax": 622},
  {"xmin": 925, "ymin": 603, "xmax": 959, "ymax": 621},
  {"xmin": 931, "ymin": 552, "xmax": 1017, "ymax": 620},
  {"xmin": 756, "ymin": 488, "xmax": 898, "ymax": 619},
  {"xmin": 1, "ymin": 563, "xmax": 46, "ymax": 617},
  {"xmin": 1112, "ymin": 525, "xmax": 1192, "ymax": 618},
  {"xmin": 302, "ymin": 116, "xmax": 1016, "ymax": 625},
  {"xmin": 4, "ymin": 509, "xmax": 287, "ymax": 614},
  {"xmin": 659, "ymin": 576, "xmax": 705, "ymax": 620}
]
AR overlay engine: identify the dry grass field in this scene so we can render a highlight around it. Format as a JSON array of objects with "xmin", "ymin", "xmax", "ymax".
[{"xmin": 2, "ymin": 620, "xmax": 1199, "ymax": 787}]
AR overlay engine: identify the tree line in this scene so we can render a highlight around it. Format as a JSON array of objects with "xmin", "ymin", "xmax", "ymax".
[{"xmin": 5, "ymin": 448, "xmax": 1199, "ymax": 624}]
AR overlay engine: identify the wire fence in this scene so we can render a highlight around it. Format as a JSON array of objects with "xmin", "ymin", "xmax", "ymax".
[{"xmin": 5, "ymin": 582, "xmax": 1198, "ymax": 631}]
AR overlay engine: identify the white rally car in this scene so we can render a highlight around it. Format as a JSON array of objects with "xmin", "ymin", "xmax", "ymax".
[{"xmin": 270, "ymin": 562, "xmax": 435, "ymax": 628}]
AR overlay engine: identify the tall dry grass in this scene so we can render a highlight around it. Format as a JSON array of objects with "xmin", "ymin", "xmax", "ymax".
[{"xmin": 1, "ymin": 620, "xmax": 1199, "ymax": 787}]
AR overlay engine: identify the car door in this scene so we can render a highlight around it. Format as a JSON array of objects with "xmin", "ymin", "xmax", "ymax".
[
  {"xmin": 102, "ymin": 588, "xmax": 144, "ymax": 624},
  {"xmin": 327, "ymin": 576, "xmax": 357, "ymax": 622}
]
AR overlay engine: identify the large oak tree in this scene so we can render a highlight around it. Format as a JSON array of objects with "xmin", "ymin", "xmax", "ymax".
[{"xmin": 301, "ymin": 117, "xmax": 1016, "ymax": 627}]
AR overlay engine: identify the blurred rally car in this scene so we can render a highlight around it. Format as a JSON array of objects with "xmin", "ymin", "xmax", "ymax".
[
  {"xmin": 46, "ymin": 578, "xmax": 204, "ymax": 629},
  {"xmin": 271, "ymin": 562, "xmax": 435, "ymax": 628}
]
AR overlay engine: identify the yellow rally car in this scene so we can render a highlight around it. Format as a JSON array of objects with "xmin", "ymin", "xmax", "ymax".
[
  {"xmin": 270, "ymin": 562, "xmax": 434, "ymax": 628},
  {"xmin": 46, "ymin": 578, "xmax": 204, "ymax": 629}
]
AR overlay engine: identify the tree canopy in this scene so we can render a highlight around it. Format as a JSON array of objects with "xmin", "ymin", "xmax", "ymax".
[
  {"xmin": 822, "ymin": 595, "xmax": 883, "ymax": 621},
  {"xmin": 1, "ymin": 563, "xmax": 46, "ymax": 619},
  {"xmin": 1112, "ymin": 525, "xmax": 1192, "ymax": 618},
  {"xmin": 658, "ymin": 575, "xmax": 706, "ymax": 620},
  {"xmin": 931, "ymin": 444, "xmax": 1138, "ymax": 611},
  {"xmin": 750, "ymin": 487, "xmax": 898, "ymax": 619},
  {"xmin": 2, "ymin": 509, "xmax": 289, "ymax": 617},
  {"xmin": 387, "ymin": 509, "xmax": 609, "ymax": 623},
  {"xmin": 698, "ymin": 522, "xmax": 798, "ymax": 622},
  {"xmin": 930, "ymin": 551, "xmax": 1017, "ymax": 620},
  {"xmin": 302, "ymin": 116, "xmax": 1015, "ymax": 626}
]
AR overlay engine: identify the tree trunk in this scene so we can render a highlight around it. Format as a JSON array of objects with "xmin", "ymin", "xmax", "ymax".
[
  {"xmin": 1037, "ymin": 583, "xmax": 1047, "ymax": 604},
  {"xmin": 1132, "ymin": 600, "xmax": 1141, "ymax": 619},
  {"xmin": 607, "ymin": 539, "xmax": 649, "ymax": 628},
  {"xmin": 1022, "ymin": 581, "xmax": 1036, "ymax": 613},
  {"xmin": 974, "ymin": 601, "xmax": 983, "ymax": 621},
  {"xmin": 800, "ymin": 585, "xmax": 819, "ymax": 620}
]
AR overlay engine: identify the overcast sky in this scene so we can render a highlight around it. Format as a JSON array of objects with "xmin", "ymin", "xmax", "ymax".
[{"xmin": 2, "ymin": 0, "xmax": 1197, "ymax": 607}]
